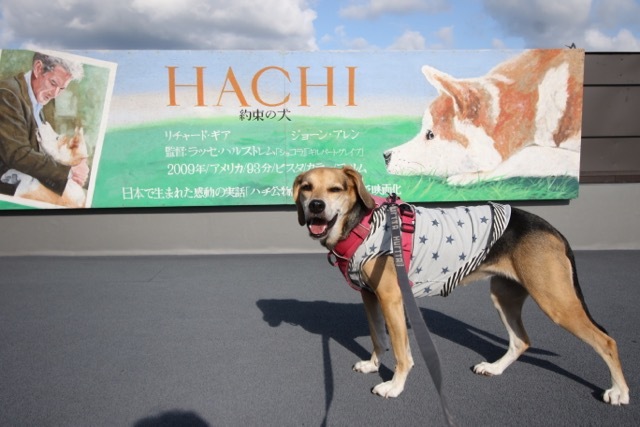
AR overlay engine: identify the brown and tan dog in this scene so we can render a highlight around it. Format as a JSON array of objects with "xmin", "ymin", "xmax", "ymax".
[{"xmin": 293, "ymin": 165, "xmax": 629, "ymax": 405}]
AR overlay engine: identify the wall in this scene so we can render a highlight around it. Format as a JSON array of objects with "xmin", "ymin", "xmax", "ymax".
[
  {"xmin": 581, "ymin": 53, "xmax": 640, "ymax": 182},
  {"xmin": 0, "ymin": 182, "xmax": 638, "ymax": 256},
  {"xmin": 0, "ymin": 52, "xmax": 638, "ymax": 256}
]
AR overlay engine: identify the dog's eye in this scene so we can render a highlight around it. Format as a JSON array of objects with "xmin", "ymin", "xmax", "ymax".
[
  {"xmin": 328, "ymin": 187, "xmax": 343, "ymax": 193},
  {"xmin": 426, "ymin": 130, "xmax": 435, "ymax": 140},
  {"xmin": 300, "ymin": 183, "xmax": 312, "ymax": 192}
]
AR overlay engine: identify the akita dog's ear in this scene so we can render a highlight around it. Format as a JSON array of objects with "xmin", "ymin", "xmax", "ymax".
[
  {"xmin": 422, "ymin": 65, "xmax": 478, "ymax": 119},
  {"xmin": 342, "ymin": 166, "xmax": 375, "ymax": 210},
  {"xmin": 292, "ymin": 172, "xmax": 307, "ymax": 226}
]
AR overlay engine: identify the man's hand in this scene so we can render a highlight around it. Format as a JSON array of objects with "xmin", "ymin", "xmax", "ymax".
[{"xmin": 70, "ymin": 159, "xmax": 89, "ymax": 186}]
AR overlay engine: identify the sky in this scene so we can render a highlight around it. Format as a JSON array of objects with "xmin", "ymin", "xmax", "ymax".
[{"xmin": 0, "ymin": 0, "xmax": 639, "ymax": 52}]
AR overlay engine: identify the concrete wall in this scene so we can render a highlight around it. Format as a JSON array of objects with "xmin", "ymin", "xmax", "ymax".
[{"xmin": 0, "ymin": 182, "xmax": 638, "ymax": 256}]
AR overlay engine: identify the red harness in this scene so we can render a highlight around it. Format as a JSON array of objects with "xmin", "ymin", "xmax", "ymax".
[{"xmin": 327, "ymin": 194, "xmax": 416, "ymax": 291}]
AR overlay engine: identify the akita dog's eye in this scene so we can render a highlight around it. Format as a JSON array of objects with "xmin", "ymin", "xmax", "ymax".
[{"xmin": 426, "ymin": 130, "xmax": 435, "ymax": 140}]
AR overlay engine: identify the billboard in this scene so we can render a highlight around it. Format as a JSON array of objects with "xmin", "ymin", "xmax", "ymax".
[{"xmin": 0, "ymin": 49, "xmax": 584, "ymax": 209}]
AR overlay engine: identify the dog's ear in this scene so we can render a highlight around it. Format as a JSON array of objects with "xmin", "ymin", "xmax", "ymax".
[
  {"xmin": 342, "ymin": 166, "xmax": 375, "ymax": 210},
  {"xmin": 292, "ymin": 173, "xmax": 307, "ymax": 226}
]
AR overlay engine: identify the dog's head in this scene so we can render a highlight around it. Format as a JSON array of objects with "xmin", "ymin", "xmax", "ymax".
[
  {"xmin": 57, "ymin": 127, "xmax": 88, "ymax": 166},
  {"xmin": 293, "ymin": 166, "xmax": 375, "ymax": 249},
  {"xmin": 40, "ymin": 123, "xmax": 88, "ymax": 166},
  {"xmin": 383, "ymin": 65, "xmax": 501, "ymax": 178}
]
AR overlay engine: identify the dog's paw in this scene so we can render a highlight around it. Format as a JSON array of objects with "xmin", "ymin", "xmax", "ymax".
[
  {"xmin": 603, "ymin": 385, "xmax": 630, "ymax": 405},
  {"xmin": 372, "ymin": 380, "xmax": 404, "ymax": 398},
  {"xmin": 353, "ymin": 360, "xmax": 379, "ymax": 374},
  {"xmin": 473, "ymin": 361, "xmax": 504, "ymax": 376}
]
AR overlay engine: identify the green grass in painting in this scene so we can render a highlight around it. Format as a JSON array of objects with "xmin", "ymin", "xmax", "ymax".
[
  {"xmin": 91, "ymin": 115, "xmax": 578, "ymax": 208},
  {"xmin": 0, "ymin": 199, "xmax": 34, "ymax": 210},
  {"xmin": 404, "ymin": 175, "xmax": 578, "ymax": 203}
]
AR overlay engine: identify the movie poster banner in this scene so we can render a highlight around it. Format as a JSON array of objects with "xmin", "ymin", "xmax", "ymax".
[{"xmin": 0, "ymin": 49, "xmax": 584, "ymax": 210}]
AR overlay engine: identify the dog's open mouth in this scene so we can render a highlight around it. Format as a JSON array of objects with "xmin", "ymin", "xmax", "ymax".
[{"xmin": 307, "ymin": 215, "xmax": 338, "ymax": 238}]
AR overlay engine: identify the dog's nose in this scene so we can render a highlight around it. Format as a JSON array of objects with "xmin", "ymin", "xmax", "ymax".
[
  {"xmin": 309, "ymin": 199, "xmax": 325, "ymax": 214},
  {"xmin": 383, "ymin": 151, "xmax": 392, "ymax": 166}
]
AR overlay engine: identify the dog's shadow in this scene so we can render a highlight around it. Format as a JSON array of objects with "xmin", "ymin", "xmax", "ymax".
[
  {"xmin": 256, "ymin": 298, "xmax": 555, "ymax": 372},
  {"xmin": 257, "ymin": 299, "xmax": 387, "ymax": 372},
  {"xmin": 256, "ymin": 298, "xmax": 604, "ymax": 422}
]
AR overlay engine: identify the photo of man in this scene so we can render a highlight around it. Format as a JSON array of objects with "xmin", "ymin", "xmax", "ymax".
[{"xmin": 0, "ymin": 50, "xmax": 115, "ymax": 208}]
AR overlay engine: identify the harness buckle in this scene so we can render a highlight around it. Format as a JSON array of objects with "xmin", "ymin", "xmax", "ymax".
[
  {"xmin": 327, "ymin": 251, "xmax": 337, "ymax": 266},
  {"xmin": 385, "ymin": 193, "xmax": 416, "ymax": 234},
  {"xmin": 401, "ymin": 223, "xmax": 415, "ymax": 234},
  {"xmin": 399, "ymin": 204, "xmax": 416, "ymax": 234},
  {"xmin": 328, "ymin": 249, "xmax": 351, "ymax": 266}
]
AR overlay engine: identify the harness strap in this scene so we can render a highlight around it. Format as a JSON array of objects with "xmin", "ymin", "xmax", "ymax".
[
  {"xmin": 328, "ymin": 220, "xmax": 373, "ymax": 291},
  {"xmin": 328, "ymin": 194, "xmax": 416, "ymax": 290},
  {"xmin": 388, "ymin": 200, "xmax": 457, "ymax": 427},
  {"xmin": 328, "ymin": 195, "xmax": 385, "ymax": 290},
  {"xmin": 386, "ymin": 194, "xmax": 416, "ymax": 278}
]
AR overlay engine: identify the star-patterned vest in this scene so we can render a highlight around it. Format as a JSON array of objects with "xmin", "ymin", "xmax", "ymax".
[{"xmin": 347, "ymin": 202, "xmax": 511, "ymax": 297}]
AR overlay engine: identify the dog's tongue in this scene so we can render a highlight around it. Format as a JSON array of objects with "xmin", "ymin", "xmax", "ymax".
[{"xmin": 308, "ymin": 219, "xmax": 328, "ymax": 236}]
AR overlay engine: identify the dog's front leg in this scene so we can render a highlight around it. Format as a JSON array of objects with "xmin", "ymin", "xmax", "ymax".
[
  {"xmin": 354, "ymin": 289, "xmax": 389, "ymax": 374},
  {"xmin": 363, "ymin": 257, "xmax": 414, "ymax": 398}
]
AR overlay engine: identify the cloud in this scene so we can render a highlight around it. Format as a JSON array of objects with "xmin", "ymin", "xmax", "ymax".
[
  {"xmin": 387, "ymin": 26, "xmax": 453, "ymax": 50},
  {"xmin": 329, "ymin": 25, "xmax": 378, "ymax": 50},
  {"xmin": 585, "ymin": 28, "xmax": 640, "ymax": 51},
  {"xmin": 482, "ymin": 0, "xmax": 640, "ymax": 51},
  {"xmin": 434, "ymin": 26, "xmax": 454, "ymax": 48},
  {"xmin": 586, "ymin": 0, "xmax": 640, "ymax": 50},
  {"xmin": 483, "ymin": 0, "xmax": 591, "ymax": 47},
  {"xmin": 594, "ymin": 0, "xmax": 640, "ymax": 31},
  {"xmin": 492, "ymin": 38, "xmax": 507, "ymax": 49},
  {"xmin": 340, "ymin": 0, "xmax": 448, "ymax": 19},
  {"xmin": 0, "ymin": 0, "xmax": 318, "ymax": 50},
  {"xmin": 388, "ymin": 30, "xmax": 426, "ymax": 50}
]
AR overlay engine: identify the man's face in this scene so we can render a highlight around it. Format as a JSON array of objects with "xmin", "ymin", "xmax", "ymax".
[{"xmin": 31, "ymin": 60, "xmax": 72, "ymax": 105}]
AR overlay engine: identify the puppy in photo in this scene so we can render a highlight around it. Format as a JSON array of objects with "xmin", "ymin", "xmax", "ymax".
[{"xmin": 2, "ymin": 122, "xmax": 88, "ymax": 208}]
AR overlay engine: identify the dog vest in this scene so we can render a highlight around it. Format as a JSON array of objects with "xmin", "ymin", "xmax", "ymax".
[{"xmin": 332, "ymin": 199, "xmax": 511, "ymax": 298}]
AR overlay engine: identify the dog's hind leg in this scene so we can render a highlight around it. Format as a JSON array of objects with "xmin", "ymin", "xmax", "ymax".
[
  {"xmin": 354, "ymin": 289, "xmax": 389, "ymax": 374},
  {"xmin": 474, "ymin": 276, "xmax": 530, "ymax": 376},
  {"xmin": 531, "ymin": 287, "xmax": 629, "ymax": 404},
  {"xmin": 516, "ymin": 239, "xmax": 629, "ymax": 405},
  {"xmin": 558, "ymin": 313, "xmax": 629, "ymax": 405}
]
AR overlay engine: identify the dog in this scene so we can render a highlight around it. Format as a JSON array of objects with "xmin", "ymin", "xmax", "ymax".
[
  {"xmin": 293, "ymin": 166, "xmax": 629, "ymax": 405},
  {"xmin": 383, "ymin": 49, "xmax": 583, "ymax": 185},
  {"xmin": 1, "ymin": 122, "xmax": 88, "ymax": 208}
]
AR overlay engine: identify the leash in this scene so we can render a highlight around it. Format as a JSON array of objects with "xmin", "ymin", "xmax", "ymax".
[{"xmin": 386, "ymin": 194, "xmax": 457, "ymax": 427}]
